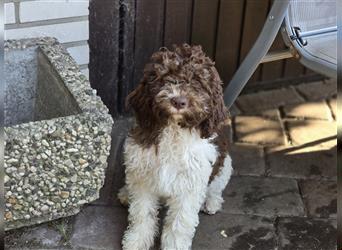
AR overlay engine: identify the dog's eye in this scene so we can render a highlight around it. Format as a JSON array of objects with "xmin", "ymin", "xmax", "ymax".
[
  {"xmin": 147, "ymin": 74, "xmax": 158, "ymax": 83},
  {"xmin": 165, "ymin": 79, "xmax": 187, "ymax": 85},
  {"xmin": 165, "ymin": 79, "xmax": 178, "ymax": 85}
]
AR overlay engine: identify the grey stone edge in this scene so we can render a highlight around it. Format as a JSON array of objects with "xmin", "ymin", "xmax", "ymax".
[{"xmin": 4, "ymin": 37, "xmax": 114, "ymax": 230}]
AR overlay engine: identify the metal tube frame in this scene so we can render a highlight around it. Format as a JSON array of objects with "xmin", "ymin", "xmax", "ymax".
[
  {"xmin": 224, "ymin": 0, "xmax": 291, "ymax": 108},
  {"xmin": 299, "ymin": 26, "xmax": 337, "ymax": 39},
  {"xmin": 284, "ymin": 14, "xmax": 337, "ymax": 79}
]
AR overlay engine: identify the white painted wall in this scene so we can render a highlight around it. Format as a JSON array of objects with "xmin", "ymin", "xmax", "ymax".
[{"xmin": 4, "ymin": 0, "xmax": 90, "ymax": 78}]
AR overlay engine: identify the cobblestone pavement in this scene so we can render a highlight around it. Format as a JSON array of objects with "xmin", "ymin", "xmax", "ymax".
[{"xmin": 6, "ymin": 79, "xmax": 337, "ymax": 250}]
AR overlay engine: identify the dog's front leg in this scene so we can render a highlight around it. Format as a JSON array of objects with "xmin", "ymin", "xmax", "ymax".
[
  {"xmin": 161, "ymin": 192, "xmax": 204, "ymax": 250},
  {"xmin": 122, "ymin": 190, "xmax": 159, "ymax": 250}
]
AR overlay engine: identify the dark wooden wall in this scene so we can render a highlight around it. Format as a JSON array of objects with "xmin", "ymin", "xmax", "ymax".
[{"xmin": 89, "ymin": 0, "xmax": 319, "ymax": 116}]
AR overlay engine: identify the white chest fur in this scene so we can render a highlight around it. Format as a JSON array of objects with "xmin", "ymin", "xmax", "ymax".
[{"xmin": 124, "ymin": 124, "xmax": 218, "ymax": 197}]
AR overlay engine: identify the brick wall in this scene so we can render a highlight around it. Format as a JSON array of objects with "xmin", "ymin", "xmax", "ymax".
[{"xmin": 4, "ymin": 0, "xmax": 89, "ymax": 78}]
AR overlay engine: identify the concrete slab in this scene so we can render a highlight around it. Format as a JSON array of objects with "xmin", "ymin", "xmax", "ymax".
[
  {"xmin": 300, "ymin": 179, "xmax": 337, "ymax": 218},
  {"xmin": 223, "ymin": 176, "xmax": 305, "ymax": 217},
  {"xmin": 5, "ymin": 217, "xmax": 72, "ymax": 249},
  {"xmin": 230, "ymin": 143, "xmax": 265, "ymax": 176},
  {"xmin": 267, "ymin": 146, "xmax": 336, "ymax": 180},
  {"xmin": 278, "ymin": 217, "xmax": 336, "ymax": 250},
  {"xmin": 193, "ymin": 213, "xmax": 276, "ymax": 250},
  {"xmin": 70, "ymin": 205, "xmax": 128, "ymax": 250}
]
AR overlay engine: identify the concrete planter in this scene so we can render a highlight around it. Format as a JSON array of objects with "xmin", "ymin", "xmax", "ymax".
[{"xmin": 4, "ymin": 37, "xmax": 113, "ymax": 230}]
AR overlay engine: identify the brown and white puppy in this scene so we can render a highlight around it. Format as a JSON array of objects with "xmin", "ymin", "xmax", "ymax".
[{"xmin": 118, "ymin": 44, "xmax": 232, "ymax": 250}]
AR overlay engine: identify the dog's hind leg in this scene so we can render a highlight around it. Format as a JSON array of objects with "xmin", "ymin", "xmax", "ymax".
[{"xmin": 202, "ymin": 155, "xmax": 232, "ymax": 215}]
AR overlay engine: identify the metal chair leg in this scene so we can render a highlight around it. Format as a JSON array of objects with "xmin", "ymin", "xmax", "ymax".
[{"xmin": 224, "ymin": 0, "xmax": 291, "ymax": 108}]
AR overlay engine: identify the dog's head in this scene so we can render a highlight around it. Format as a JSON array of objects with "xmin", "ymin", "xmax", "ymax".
[{"xmin": 127, "ymin": 44, "xmax": 228, "ymax": 144}]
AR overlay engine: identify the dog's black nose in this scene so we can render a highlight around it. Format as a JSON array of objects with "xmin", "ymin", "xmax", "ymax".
[{"xmin": 171, "ymin": 96, "xmax": 188, "ymax": 110}]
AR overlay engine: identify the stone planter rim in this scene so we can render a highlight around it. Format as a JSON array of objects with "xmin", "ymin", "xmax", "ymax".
[
  {"xmin": 5, "ymin": 36, "xmax": 111, "ymax": 123},
  {"xmin": 5, "ymin": 37, "xmax": 114, "ymax": 230}
]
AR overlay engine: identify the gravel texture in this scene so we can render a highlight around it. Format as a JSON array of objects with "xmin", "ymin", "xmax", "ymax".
[{"xmin": 4, "ymin": 37, "xmax": 113, "ymax": 230}]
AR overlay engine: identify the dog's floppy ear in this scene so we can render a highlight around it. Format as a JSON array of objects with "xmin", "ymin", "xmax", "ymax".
[
  {"xmin": 125, "ymin": 60, "xmax": 170, "ymax": 147},
  {"xmin": 199, "ymin": 68, "xmax": 228, "ymax": 138},
  {"xmin": 126, "ymin": 80, "xmax": 155, "ymax": 131}
]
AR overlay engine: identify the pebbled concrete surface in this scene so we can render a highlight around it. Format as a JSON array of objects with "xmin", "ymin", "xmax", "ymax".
[{"xmin": 4, "ymin": 38, "xmax": 113, "ymax": 230}]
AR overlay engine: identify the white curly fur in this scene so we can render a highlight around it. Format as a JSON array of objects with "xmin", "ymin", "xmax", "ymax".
[{"xmin": 119, "ymin": 123, "xmax": 232, "ymax": 250}]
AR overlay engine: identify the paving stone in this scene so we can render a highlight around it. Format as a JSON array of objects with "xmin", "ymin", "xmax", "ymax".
[
  {"xmin": 230, "ymin": 143, "xmax": 265, "ymax": 176},
  {"xmin": 242, "ymin": 108, "xmax": 281, "ymax": 119},
  {"xmin": 328, "ymin": 98, "xmax": 337, "ymax": 119},
  {"xmin": 296, "ymin": 80, "xmax": 336, "ymax": 101},
  {"xmin": 287, "ymin": 120, "xmax": 336, "ymax": 147},
  {"xmin": 193, "ymin": 213, "xmax": 276, "ymax": 250},
  {"xmin": 278, "ymin": 217, "xmax": 336, "ymax": 250},
  {"xmin": 283, "ymin": 100, "xmax": 332, "ymax": 120},
  {"xmin": 324, "ymin": 78, "xmax": 337, "ymax": 84},
  {"xmin": 267, "ymin": 146, "xmax": 336, "ymax": 180},
  {"xmin": 255, "ymin": 109, "xmax": 280, "ymax": 119},
  {"xmin": 223, "ymin": 176, "xmax": 304, "ymax": 217},
  {"xmin": 300, "ymin": 180, "xmax": 337, "ymax": 218},
  {"xmin": 236, "ymin": 87, "xmax": 304, "ymax": 112},
  {"xmin": 70, "ymin": 206, "xmax": 128, "ymax": 250},
  {"xmin": 234, "ymin": 116, "xmax": 285, "ymax": 145},
  {"xmin": 5, "ymin": 217, "xmax": 72, "ymax": 249}
]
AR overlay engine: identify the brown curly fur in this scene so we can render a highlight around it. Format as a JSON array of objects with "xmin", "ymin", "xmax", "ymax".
[
  {"xmin": 209, "ymin": 121, "xmax": 231, "ymax": 182},
  {"xmin": 127, "ymin": 44, "xmax": 228, "ymax": 140},
  {"xmin": 126, "ymin": 44, "xmax": 230, "ymax": 180}
]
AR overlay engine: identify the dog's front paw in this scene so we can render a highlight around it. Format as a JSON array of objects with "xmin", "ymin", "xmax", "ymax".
[
  {"xmin": 122, "ymin": 230, "xmax": 154, "ymax": 250},
  {"xmin": 161, "ymin": 234, "xmax": 192, "ymax": 250},
  {"xmin": 122, "ymin": 238, "xmax": 146, "ymax": 250},
  {"xmin": 118, "ymin": 185, "xmax": 129, "ymax": 207},
  {"xmin": 201, "ymin": 196, "xmax": 223, "ymax": 215},
  {"xmin": 122, "ymin": 240, "xmax": 146, "ymax": 250}
]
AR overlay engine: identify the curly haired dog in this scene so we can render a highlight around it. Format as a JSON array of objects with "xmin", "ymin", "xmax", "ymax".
[{"xmin": 118, "ymin": 44, "xmax": 233, "ymax": 250}]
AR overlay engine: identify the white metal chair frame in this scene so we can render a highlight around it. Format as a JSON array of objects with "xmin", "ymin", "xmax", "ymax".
[{"xmin": 224, "ymin": 0, "xmax": 337, "ymax": 108}]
